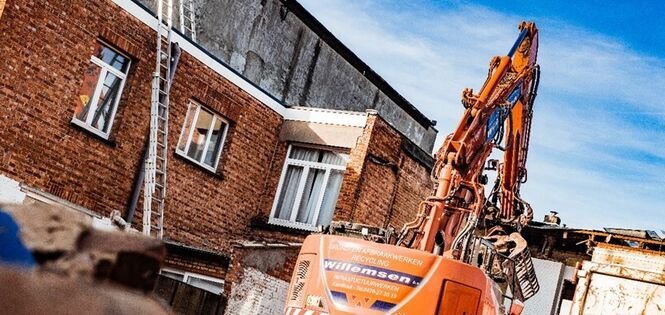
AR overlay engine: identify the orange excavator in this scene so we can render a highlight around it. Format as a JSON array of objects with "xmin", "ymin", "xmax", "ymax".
[{"xmin": 284, "ymin": 22, "xmax": 541, "ymax": 315}]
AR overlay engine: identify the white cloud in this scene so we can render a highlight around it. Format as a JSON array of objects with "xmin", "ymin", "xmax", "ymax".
[{"xmin": 300, "ymin": 0, "xmax": 665, "ymax": 231}]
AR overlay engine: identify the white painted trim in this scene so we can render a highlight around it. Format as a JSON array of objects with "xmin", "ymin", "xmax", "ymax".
[
  {"xmin": 311, "ymin": 169, "xmax": 330, "ymax": 226},
  {"xmin": 232, "ymin": 241, "xmax": 303, "ymax": 248},
  {"xmin": 268, "ymin": 145, "xmax": 292, "ymax": 222},
  {"xmin": 267, "ymin": 144, "xmax": 348, "ymax": 230},
  {"xmin": 285, "ymin": 159, "xmax": 346, "ymax": 171},
  {"xmin": 110, "ymin": 0, "xmax": 370, "ymax": 129},
  {"xmin": 73, "ymin": 45, "xmax": 131, "ymax": 139},
  {"xmin": 175, "ymin": 101, "xmax": 229, "ymax": 172},
  {"xmin": 268, "ymin": 217, "xmax": 320, "ymax": 232},
  {"xmin": 161, "ymin": 267, "xmax": 225, "ymax": 285},
  {"xmin": 289, "ymin": 165, "xmax": 309, "ymax": 222},
  {"xmin": 284, "ymin": 107, "xmax": 368, "ymax": 127},
  {"xmin": 20, "ymin": 185, "xmax": 101, "ymax": 219}
]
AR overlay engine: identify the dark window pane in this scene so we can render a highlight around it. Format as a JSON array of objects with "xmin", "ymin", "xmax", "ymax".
[
  {"xmin": 90, "ymin": 72, "xmax": 122, "ymax": 132},
  {"xmin": 186, "ymin": 277, "xmax": 223, "ymax": 295},
  {"xmin": 203, "ymin": 118, "xmax": 226, "ymax": 167},
  {"xmin": 161, "ymin": 271, "xmax": 184, "ymax": 282},
  {"xmin": 96, "ymin": 45, "xmax": 129, "ymax": 73}
]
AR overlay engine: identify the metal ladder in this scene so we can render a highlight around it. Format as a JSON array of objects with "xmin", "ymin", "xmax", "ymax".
[
  {"xmin": 143, "ymin": 0, "xmax": 176, "ymax": 238},
  {"xmin": 179, "ymin": 0, "xmax": 197, "ymax": 41}
]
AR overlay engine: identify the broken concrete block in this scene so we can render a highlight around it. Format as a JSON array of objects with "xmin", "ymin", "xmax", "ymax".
[
  {"xmin": 1, "ymin": 203, "xmax": 166, "ymax": 293},
  {"xmin": 2, "ymin": 202, "xmax": 91, "ymax": 253}
]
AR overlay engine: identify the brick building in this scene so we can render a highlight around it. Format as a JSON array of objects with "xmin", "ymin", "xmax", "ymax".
[{"xmin": 0, "ymin": 0, "xmax": 438, "ymax": 312}]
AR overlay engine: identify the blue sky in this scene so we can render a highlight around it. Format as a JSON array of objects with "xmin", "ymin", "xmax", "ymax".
[{"xmin": 299, "ymin": 0, "xmax": 665, "ymax": 231}]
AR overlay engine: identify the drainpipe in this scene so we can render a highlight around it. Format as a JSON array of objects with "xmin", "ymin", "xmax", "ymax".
[
  {"xmin": 383, "ymin": 152, "xmax": 404, "ymax": 228},
  {"xmin": 125, "ymin": 139, "xmax": 148, "ymax": 227}
]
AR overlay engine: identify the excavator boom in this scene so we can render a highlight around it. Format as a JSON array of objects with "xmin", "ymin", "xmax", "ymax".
[{"xmin": 284, "ymin": 22, "xmax": 541, "ymax": 315}]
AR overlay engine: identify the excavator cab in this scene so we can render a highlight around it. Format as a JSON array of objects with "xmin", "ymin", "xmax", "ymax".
[
  {"xmin": 284, "ymin": 225, "xmax": 537, "ymax": 314},
  {"xmin": 284, "ymin": 234, "xmax": 503, "ymax": 315}
]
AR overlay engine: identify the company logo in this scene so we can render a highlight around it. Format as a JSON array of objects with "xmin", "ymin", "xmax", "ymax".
[{"xmin": 323, "ymin": 259, "xmax": 422, "ymax": 287}]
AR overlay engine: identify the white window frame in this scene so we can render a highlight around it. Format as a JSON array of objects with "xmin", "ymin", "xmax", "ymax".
[
  {"xmin": 160, "ymin": 267, "xmax": 225, "ymax": 295},
  {"xmin": 71, "ymin": 43, "xmax": 130, "ymax": 139},
  {"xmin": 268, "ymin": 144, "xmax": 347, "ymax": 231},
  {"xmin": 175, "ymin": 101, "xmax": 230, "ymax": 173}
]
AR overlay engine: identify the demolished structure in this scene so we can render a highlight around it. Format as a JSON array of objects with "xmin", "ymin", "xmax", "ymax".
[{"xmin": 520, "ymin": 214, "xmax": 665, "ymax": 315}]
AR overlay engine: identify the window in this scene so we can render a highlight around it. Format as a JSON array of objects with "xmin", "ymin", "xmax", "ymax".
[
  {"xmin": 72, "ymin": 42, "xmax": 130, "ymax": 138},
  {"xmin": 176, "ymin": 102, "xmax": 229, "ymax": 172},
  {"xmin": 160, "ymin": 268, "xmax": 224, "ymax": 295},
  {"xmin": 269, "ymin": 145, "xmax": 348, "ymax": 230}
]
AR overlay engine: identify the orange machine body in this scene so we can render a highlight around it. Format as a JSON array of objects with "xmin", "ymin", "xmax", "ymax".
[{"xmin": 285, "ymin": 235, "xmax": 504, "ymax": 315}]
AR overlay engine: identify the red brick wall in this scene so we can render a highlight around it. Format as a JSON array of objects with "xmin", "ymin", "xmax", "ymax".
[
  {"xmin": 164, "ymin": 251, "xmax": 228, "ymax": 280},
  {"xmin": 0, "ymin": 0, "xmax": 283, "ymax": 255},
  {"xmin": 332, "ymin": 115, "xmax": 374, "ymax": 222},
  {"xmin": 390, "ymin": 152, "xmax": 434, "ymax": 228},
  {"xmin": 0, "ymin": 0, "xmax": 6, "ymax": 20},
  {"xmin": 344, "ymin": 115, "xmax": 433, "ymax": 229},
  {"xmin": 0, "ymin": 0, "xmax": 434, "ymax": 298}
]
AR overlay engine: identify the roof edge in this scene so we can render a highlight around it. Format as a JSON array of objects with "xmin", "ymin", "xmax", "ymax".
[{"xmin": 281, "ymin": 0, "xmax": 434, "ymax": 129}]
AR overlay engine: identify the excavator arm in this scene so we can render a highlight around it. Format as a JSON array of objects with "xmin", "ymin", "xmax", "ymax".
[{"xmin": 396, "ymin": 22, "xmax": 540, "ymax": 294}]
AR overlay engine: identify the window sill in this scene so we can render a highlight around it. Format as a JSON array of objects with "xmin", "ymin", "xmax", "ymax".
[
  {"xmin": 69, "ymin": 119, "xmax": 116, "ymax": 147},
  {"xmin": 174, "ymin": 151, "xmax": 224, "ymax": 180},
  {"xmin": 250, "ymin": 215, "xmax": 314, "ymax": 235}
]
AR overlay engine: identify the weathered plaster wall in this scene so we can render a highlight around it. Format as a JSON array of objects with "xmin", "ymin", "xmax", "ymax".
[
  {"xmin": 224, "ymin": 267, "xmax": 289, "ymax": 315},
  {"xmin": 138, "ymin": 0, "xmax": 437, "ymax": 152}
]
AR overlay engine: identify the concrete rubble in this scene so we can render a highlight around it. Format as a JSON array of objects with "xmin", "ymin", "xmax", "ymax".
[{"xmin": 0, "ymin": 202, "xmax": 170, "ymax": 314}]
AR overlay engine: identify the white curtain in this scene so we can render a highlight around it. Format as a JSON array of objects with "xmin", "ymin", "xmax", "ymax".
[
  {"xmin": 289, "ymin": 146, "xmax": 319, "ymax": 161},
  {"xmin": 277, "ymin": 146, "xmax": 348, "ymax": 225},
  {"xmin": 275, "ymin": 165, "xmax": 303, "ymax": 220},
  {"xmin": 317, "ymin": 169, "xmax": 344, "ymax": 225},
  {"xmin": 321, "ymin": 151, "xmax": 347, "ymax": 166},
  {"xmin": 297, "ymin": 168, "xmax": 326, "ymax": 224}
]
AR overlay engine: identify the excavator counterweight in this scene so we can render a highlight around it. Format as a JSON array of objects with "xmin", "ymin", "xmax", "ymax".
[{"xmin": 284, "ymin": 22, "xmax": 541, "ymax": 315}]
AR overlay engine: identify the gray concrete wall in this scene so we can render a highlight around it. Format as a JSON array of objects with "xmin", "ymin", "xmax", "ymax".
[
  {"xmin": 137, "ymin": 0, "xmax": 437, "ymax": 152},
  {"xmin": 523, "ymin": 258, "xmax": 566, "ymax": 315}
]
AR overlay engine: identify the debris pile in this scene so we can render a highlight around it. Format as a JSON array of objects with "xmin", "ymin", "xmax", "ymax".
[{"xmin": 0, "ymin": 202, "xmax": 170, "ymax": 314}]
